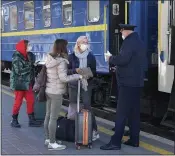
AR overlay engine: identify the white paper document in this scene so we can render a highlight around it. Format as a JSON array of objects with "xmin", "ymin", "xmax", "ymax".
[{"xmin": 104, "ymin": 51, "xmax": 112, "ymax": 62}]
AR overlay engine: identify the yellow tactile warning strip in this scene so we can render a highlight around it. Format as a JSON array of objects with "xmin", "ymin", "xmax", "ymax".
[{"xmin": 1, "ymin": 89, "xmax": 174, "ymax": 155}]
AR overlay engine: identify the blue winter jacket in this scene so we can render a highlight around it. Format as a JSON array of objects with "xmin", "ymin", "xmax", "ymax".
[{"xmin": 68, "ymin": 52, "xmax": 96, "ymax": 87}]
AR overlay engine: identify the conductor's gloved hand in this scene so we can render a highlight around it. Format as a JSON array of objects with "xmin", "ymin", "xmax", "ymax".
[{"xmin": 27, "ymin": 52, "xmax": 36, "ymax": 65}]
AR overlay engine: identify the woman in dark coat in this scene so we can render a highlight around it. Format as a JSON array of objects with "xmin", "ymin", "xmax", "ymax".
[
  {"xmin": 67, "ymin": 36, "xmax": 100, "ymax": 141},
  {"xmin": 10, "ymin": 40, "xmax": 42, "ymax": 128}
]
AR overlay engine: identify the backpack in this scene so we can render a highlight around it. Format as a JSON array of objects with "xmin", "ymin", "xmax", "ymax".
[
  {"xmin": 33, "ymin": 65, "xmax": 47, "ymax": 102},
  {"xmin": 56, "ymin": 116, "xmax": 75, "ymax": 142}
]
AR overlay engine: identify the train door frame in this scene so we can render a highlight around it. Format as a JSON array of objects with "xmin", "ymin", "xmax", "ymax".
[
  {"xmin": 160, "ymin": 0, "xmax": 175, "ymax": 129},
  {"xmin": 167, "ymin": 0, "xmax": 175, "ymax": 65},
  {"xmin": 108, "ymin": 0, "xmax": 125, "ymax": 56},
  {"xmin": 108, "ymin": 0, "xmax": 126, "ymax": 104},
  {"xmin": 168, "ymin": 0, "xmax": 175, "ymax": 65}
]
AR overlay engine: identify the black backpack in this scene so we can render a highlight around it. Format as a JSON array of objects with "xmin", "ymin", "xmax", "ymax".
[{"xmin": 56, "ymin": 116, "xmax": 75, "ymax": 142}]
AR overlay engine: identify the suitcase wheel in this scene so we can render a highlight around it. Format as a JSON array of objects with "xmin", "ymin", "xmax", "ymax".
[{"xmin": 88, "ymin": 144, "xmax": 92, "ymax": 149}]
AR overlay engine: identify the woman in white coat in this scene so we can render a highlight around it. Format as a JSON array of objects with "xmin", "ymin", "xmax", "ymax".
[{"xmin": 44, "ymin": 39, "xmax": 82, "ymax": 150}]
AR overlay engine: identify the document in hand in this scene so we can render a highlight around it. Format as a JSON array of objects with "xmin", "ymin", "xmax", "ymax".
[
  {"xmin": 80, "ymin": 67, "xmax": 93, "ymax": 78},
  {"xmin": 104, "ymin": 51, "xmax": 112, "ymax": 62}
]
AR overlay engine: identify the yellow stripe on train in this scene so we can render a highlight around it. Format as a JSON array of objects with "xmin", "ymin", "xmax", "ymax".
[{"xmin": 1, "ymin": 24, "xmax": 107, "ymax": 37}]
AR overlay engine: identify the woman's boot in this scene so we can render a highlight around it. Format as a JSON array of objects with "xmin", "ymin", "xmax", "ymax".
[{"xmin": 11, "ymin": 114, "xmax": 21, "ymax": 128}]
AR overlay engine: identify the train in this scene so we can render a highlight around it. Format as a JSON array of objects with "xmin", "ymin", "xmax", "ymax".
[{"xmin": 1, "ymin": 0, "xmax": 174, "ymax": 128}]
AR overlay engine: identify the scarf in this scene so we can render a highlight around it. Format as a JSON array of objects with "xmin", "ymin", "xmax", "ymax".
[{"xmin": 74, "ymin": 49, "xmax": 89, "ymax": 68}]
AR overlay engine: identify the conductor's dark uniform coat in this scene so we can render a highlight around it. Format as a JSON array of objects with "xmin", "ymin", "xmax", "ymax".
[{"xmin": 109, "ymin": 30, "xmax": 147, "ymax": 146}]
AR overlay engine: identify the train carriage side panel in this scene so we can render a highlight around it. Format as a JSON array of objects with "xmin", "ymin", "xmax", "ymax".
[
  {"xmin": 129, "ymin": 1, "xmax": 158, "ymax": 68},
  {"xmin": 1, "ymin": 0, "xmax": 110, "ymax": 74}
]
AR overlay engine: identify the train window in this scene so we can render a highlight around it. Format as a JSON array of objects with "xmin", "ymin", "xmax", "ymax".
[
  {"xmin": 24, "ymin": 1, "xmax": 34, "ymax": 29},
  {"xmin": 1, "ymin": 9, "xmax": 4, "ymax": 31},
  {"xmin": 3, "ymin": 6, "xmax": 10, "ymax": 28},
  {"xmin": 43, "ymin": 0, "xmax": 51, "ymax": 27},
  {"xmin": 87, "ymin": 0, "xmax": 100, "ymax": 22},
  {"xmin": 113, "ymin": 4, "xmax": 119, "ymax": 15},
  {"xmin": 10, "ymin": 5, "xmax": 18, "ymax": 30},
  {"xmin": 62, "ymin": 0, "xmax": 72, "ymax": 25}
]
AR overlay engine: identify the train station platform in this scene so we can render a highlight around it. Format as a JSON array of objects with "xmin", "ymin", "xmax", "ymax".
[{"xmin": 1, "ymin": 85, "xmax": 174, "ymax": 155}]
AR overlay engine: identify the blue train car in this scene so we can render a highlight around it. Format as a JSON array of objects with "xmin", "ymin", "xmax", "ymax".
[{"xmin": 1, "ymin": 0, "xmax": 158, "ymax": 106}]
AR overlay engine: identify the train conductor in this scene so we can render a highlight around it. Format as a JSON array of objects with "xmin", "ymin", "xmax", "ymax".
[{"xmin": 100, "ymin": 24, "xmax": 147, "ymax": 150}]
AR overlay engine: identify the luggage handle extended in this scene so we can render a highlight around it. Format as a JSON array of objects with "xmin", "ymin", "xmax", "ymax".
[
  {"xmin": 77, "ymin": 79, "xmax": 90, "ymax": 113},
  {"xmin": 77, "ymin": 80, "xmax": 81, "ymax": 113}
]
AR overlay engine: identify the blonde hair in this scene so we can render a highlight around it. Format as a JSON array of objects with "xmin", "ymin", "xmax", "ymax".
[{"xmin": 74, "ymin": 36, "xmax": 90, "ymax": 53}]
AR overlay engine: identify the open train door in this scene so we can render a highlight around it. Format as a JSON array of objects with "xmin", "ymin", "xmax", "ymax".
[
  {"xmin": 161, "ymin": 0, "xmax": 175, "ymax": 129},
  {"xmin": 108, "ymin": 0, "xmax": 126, "ymax": 105}
]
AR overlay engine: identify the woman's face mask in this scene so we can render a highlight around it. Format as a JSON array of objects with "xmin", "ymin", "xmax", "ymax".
[
  {"xmin": 80, "ymin": 44, "xmax": 88, "ymax": 52},
  {"xmin": 27, "ymin": 44, "xmax": 32, "ymax": 52}
]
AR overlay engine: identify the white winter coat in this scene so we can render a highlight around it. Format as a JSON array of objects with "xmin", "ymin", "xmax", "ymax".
[{"xmin": 45, "ymin": 54, "xmax": 80, "ymax": 95}]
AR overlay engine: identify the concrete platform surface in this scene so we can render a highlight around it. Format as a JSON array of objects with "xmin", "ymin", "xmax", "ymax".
[{"xmin": 1, "ymin": 85, "xmax": 174, "ymax": 155}]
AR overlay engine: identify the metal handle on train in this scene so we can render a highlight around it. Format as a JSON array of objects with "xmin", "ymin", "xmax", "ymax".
[{"xmin": 77, "ymin": 80, "xmax": 81, "ymax": 113}]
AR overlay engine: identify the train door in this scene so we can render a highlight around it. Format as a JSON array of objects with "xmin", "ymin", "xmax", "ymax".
[
  {"xmin": 109, "ymin": 0, "xmax": 125, "ymax": 56},
  {"xmin": 160, "ymin": 0, "xmax": 175, "ymax": 129},
  {"xmin": 108, "ymin": 0, "xmax": 126, "ymax": 104},
  {"xmin": 158, "ymin": 1, "xmax": 174, "ymax": 93}
]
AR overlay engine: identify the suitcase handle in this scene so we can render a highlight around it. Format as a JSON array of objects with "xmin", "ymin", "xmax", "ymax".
[
  {"xmin": 77, "ymin": 80, "xmax": 81, "ymax": 113},
  {"xmin": 81, "ymin": 109, "xmax": 89, "ymax": 112}
]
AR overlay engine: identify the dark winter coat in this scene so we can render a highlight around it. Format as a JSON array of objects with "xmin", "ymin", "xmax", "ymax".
[
  {"xmin": 67, "ymin": 52, "xmax": 96, "ymax": 87},
  {"xmin": 10, "ymin": 40, "xmax": 35, "ymax": 91},
  {"xmin": 109, "ymin": 32, "xmax": 147, "ymax": 87}
]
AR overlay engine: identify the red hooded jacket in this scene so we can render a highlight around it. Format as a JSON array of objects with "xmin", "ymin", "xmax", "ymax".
[{"xmin": 16, "ymin": 40, "xmax": 28, "ymax": 59}]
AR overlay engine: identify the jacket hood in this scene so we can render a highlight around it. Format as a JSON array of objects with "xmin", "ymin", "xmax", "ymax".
[
  {"xmin": 16, "ymin": 40, "xmax": 27, "ymax": 58},
  {"xmin": 45, "ymin": 54, "xmax": 69, "ymax": 68}
]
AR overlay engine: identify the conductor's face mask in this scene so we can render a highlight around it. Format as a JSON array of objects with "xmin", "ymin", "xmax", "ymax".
[{"xmin": 120, "ymin": 29, "xmax": 126, "ymax": 40}]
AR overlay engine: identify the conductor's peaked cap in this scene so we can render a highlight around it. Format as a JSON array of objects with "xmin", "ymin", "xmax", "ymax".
[{"xmin": 119, "ymin": 24, "xmax": 137, "ymax": 31}]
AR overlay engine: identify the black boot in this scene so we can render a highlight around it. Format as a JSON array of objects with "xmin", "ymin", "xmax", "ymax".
[
  {"xmin": 28, "ymin": 113, "xmax": 42, "ymax": 127},
  {"xmin": 11, "ymin": 114, "xmax": 21, "ymax": 128}
]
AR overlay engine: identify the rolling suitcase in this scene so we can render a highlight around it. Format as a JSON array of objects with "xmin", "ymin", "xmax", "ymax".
[{"xmin": 75, "ymin": 80, "xmax": 93, "ymax": 150}]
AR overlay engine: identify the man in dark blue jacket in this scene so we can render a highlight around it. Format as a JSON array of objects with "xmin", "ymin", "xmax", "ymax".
[{"xmin": 100, "ymin": 24, "xmax": 147, "ymax": 150}]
